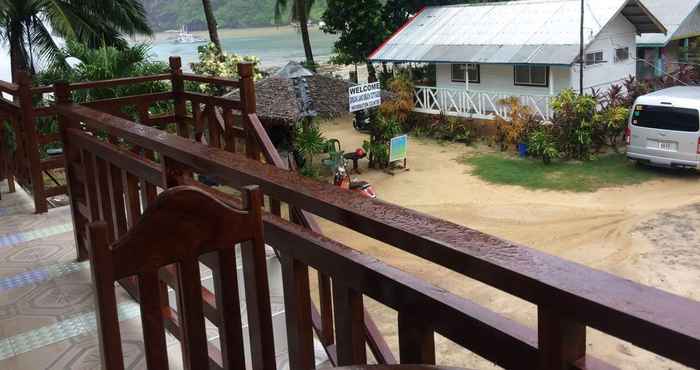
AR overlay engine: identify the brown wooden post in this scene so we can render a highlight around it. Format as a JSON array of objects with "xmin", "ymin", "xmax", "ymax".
[
  {"xmin": 170, "ymin": 57, "xmax": 189, "ymax": 138},
  {"xmin": 398, "ymin": 311, "xmax": 435, "ymax": 364},
  {"xmin": 538, "ymin": 307, "xmax": 586, "ymax": 370},
  {"xmin": 280, "ymin": 254, "xmax": 315, "ymax": 370},
  {"xmin": 238, "ymin": 63, "xmax": 259, "ymax": 160},
  {"xmin": 17, "ymin": 71, "xmax": 47, "ymax": 213},
  {"xmin": 54, "ymin": 81, "xmax": 87, "ymax": 260},
  {"xmin": 333, "ymin": 281, "xmax": 366, "ymax": 366}
]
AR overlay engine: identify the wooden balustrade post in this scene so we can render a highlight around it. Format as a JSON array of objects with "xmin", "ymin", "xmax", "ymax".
[
  {"xmin": 55, "ymin": 81, "xmax": 88, "ymax": 260},
  {"xmin": 280, "ymin": 254, "xmax": 315, "ymax": 370},
  {"xmin": 170, "ymin": 57, "xmax": 189, "ymax": 138},
  {"xmin": 398, "ymin": 312, "xmax": 435, "ymax": 365},
  {"xmin": 238, "ymin": 63, "xmax": 259, "ymax": 160},
  {"xmin": 333, "ymin": 282, "xmax": 366, "ymax": 366},
  {"xmin": 161, "ymin": 155, "xmax": 191, "ymax": 188},
  {"xmin": 538, "ymin": 307, "xmax": 586, "ymax": 370},
  {"xmin": 17, "ymin": 71, "xmax": 47, "ymax": 213}
]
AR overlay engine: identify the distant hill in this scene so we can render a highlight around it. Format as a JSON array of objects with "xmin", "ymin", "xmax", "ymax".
[{"xmin": 142, "ymin": 0, "xmax": 328, "ymax": 32}]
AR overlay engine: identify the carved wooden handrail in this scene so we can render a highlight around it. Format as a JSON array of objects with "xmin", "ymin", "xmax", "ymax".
[{"xmin": 57, "ymin": 99, "xmax": 700, "ymax": 370}]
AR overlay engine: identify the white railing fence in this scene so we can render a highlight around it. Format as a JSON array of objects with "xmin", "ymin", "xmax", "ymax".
[{"xmin": 413, "ymin": 86, "xmax": 554, "ymax": 121}]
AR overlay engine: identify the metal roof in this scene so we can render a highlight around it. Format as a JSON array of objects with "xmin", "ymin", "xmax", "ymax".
[
  {"xmin": 637, "ymin": 0, "xmax": 700, "ymax": 46},
  {"xmin": 370, "ymin": 0, "xmax": 666, "ymax": 65}
]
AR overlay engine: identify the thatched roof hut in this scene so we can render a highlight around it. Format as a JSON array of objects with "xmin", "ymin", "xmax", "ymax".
[{"xmin": 226, "ymin": 62, "xmax": 394, "ymax": 126}]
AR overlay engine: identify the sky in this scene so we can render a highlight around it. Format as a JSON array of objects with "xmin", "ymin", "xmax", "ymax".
[{"xmin": 0, "ymin": 45, "xmax": 10, "ymax": 82}]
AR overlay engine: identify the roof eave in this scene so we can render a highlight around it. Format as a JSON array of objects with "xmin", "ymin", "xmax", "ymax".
[{"xmin": 621, "ymin": 0, "xmax": 667, "ymax": 35}]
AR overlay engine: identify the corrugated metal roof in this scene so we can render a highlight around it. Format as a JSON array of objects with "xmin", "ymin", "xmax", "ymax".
[
  {"xmin": 637, "ymin": 0, "xmax": 700, "ymax": 46},
  {"xmin": 370, "ymin": 0, "xmax": 664, "ymax": 65}
]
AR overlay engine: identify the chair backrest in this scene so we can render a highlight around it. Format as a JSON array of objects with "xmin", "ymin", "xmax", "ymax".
[{"xmin": 87, "ymin": 185, "xmax": 274, "ymax": 370}]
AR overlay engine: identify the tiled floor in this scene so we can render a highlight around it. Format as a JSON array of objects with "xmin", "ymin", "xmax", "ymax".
[{"xmin": 0, "ymin": 181, "xmax": 329, "ymax": 369}]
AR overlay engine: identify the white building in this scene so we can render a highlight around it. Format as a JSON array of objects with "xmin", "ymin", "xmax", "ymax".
[
  {"xmin": 636, "ymin": 0, "xmax": 700, "ymax": 79},
  {"xmin": 369, "ymin": 0, "xmax": 665, "ymax": 120}
]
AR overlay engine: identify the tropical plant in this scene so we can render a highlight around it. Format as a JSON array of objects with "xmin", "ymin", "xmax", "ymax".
[
  {"xmin": 364, "ymin": 114, "xmax": 402, "ymax": 168},
  {"xmin": 550, "ymin": 89, "xmax": 597, "ymax": 160},
  {"xmin": 494, "ymin": 97, "xmax": 539, "ymax": 150},
  {"xmin": 201, "ymin": 0, "xmax": 222, "ymax": 50},
  {"xmin": 190, "ymin": 43, "xmax": 263, "ymax": 95},
  {"xmin": 275, "ymin": 0, "xmax": 316, "ymax": 69},
  {"xmin": 0, "ymin": 0, "xmax": 152, "ymax": 81},
  {"xmin": 294, "ymin": 123, "xmax": 326, "ymax": 176},
  {"xmin": 528, "ymin": 126, "xmax": 559, "ymax": 164},
  {"xmin": 379, "ymin": 72, "xmax": 414, "ymax": 126}
]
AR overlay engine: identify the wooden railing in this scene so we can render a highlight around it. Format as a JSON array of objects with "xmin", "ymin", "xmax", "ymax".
[
  {"xmin": 47, "ymin": 62, "xmax": 392, "ymax": 367},
  {"xmin": 55, "ymin": 88, "xmax": 700, "ymax": 369},
  {"xmin": 414, "ymin": 85, "xmax": 553, "ymax": 121}
]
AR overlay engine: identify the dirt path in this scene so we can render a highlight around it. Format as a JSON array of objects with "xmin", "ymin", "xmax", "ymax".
[{"xmin": 318, "ymin": 118, "xmax": 700, "ymax": 369}]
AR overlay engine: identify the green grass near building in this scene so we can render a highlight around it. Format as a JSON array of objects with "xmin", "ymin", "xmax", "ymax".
[{"xmin": 461, "ymin": 153, "xmax": 676, "ymax": 192}]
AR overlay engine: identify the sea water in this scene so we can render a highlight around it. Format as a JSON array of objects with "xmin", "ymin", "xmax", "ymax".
[{"xmin": 0, "ymin": 26, "xmax": 338, "ymax": 81}]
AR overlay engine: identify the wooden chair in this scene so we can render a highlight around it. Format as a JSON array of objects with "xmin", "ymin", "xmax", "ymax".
[{"xmin": 87, "ymin": 185, "xmax": 276, "ymax": 370}]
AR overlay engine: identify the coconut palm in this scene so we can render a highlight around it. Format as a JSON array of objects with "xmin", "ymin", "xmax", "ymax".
[
  {"xmin": 0, "ymin": 0, "xmax": 152, "ymax": 82},
  {"xmin": 275, "ymin": 0, "xmax": 316, "ymax": 69}
]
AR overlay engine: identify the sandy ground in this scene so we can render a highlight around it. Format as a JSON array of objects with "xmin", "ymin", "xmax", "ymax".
[{"xmin": 315, "ymin": 117, "xmax": 700, "ymax": 369}]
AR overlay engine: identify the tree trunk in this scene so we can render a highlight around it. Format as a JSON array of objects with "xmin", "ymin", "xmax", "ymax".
[
  {"xmin": 9, "ymin": 41, "xmax": 28, "ymax": 83},
  {"xmin": 296, "ymin": 0, "xmax": 315, "ymax": 69},
  {"xmin": 201, "ymin": 0, "xmax": 222, "ymax": 51},
  {"xmin": 367, "ymin": 62, "xmax": 377, "ymax": 83}
]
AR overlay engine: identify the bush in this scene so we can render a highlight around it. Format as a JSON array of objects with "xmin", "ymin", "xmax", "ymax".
[
  {"xmin": 293, "ymin": 123, "xmax": 327, "ymax": 176},
  {"xmin": 550, "ymin": 89, "xmax": 597, "ymax": 160},
  {"xmin": 379, "ymin": 72, "xmax": 414, "ymax": 126},
  {"xmin": 190, "ymin": 43, "xmax": 263, "ymax": 95},
  {"xmin": 528, "ymin": 126, "xmax": 559, "ymax": 164},
  {"xmin": 494, "ymin": 97, "xmax": 539, "ymax": 150},
  {"xmin": 364, "ymin": 115, "xmax": 402, "ymax": 168}
]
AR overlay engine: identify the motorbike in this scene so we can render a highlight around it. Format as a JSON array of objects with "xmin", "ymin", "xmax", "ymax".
[
  {"xmin": 352, "ymin": 109, "xmax": 372, "ymax": 132},
  {"xmin": 333, "ymin": 158, "xmax": 376, "ymax": 199}
]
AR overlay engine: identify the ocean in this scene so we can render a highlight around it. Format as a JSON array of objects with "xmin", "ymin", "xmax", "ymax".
[{"xmin": 0, "ymin": 26, "xmax": 338, "ymax": 81}]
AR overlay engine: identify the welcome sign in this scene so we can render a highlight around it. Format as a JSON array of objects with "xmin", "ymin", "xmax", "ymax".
[{"xmin": 349, "ymin": 82, "xmax": 381, "ymax": 112}]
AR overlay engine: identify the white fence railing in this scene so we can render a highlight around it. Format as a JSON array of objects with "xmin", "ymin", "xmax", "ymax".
[{"xmin": 413, "ymin": 86, "xmax": 554, "ymax": 121}]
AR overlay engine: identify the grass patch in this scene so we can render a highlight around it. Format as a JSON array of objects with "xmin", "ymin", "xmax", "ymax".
[{"xmin": 462, "ymin": 153, "xmax": 664, "ymax": 192}]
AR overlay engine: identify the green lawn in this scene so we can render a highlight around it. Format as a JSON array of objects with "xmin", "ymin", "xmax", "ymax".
[{"xmin": 462, "ymin": 153, "xmax": 668, "ymax": 192}]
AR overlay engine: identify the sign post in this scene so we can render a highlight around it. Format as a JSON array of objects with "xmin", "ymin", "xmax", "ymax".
[
  {"xmin": 349, "ymin": 82, "xmax": 381, "ymax": 112},
  {"xmin": 388, "ymin": 134, "xmax": 409, "ymax": 173}
]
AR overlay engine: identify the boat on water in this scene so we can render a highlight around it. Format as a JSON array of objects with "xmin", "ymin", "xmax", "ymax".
[{"xmin": 172, "ymin": 25, "xmax": 206, "ymax": 44}]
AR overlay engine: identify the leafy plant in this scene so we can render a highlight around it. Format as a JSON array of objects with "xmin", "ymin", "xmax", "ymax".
[
  {"xmin": 294, "ymin": 123, "xmax": 326, "ymax": 176},
  {"xmin": 430, "ymin": 113, "xmax": 473, "ymax": 144},
  {"xmin": 365, "ymin": 114, "xmax": 402, "ymax": 168},
  {"xmin": 495, "ymin": 97, "xmax": 538, "ymax": 150},
  {"xmin": 550, "ymin": 89, "xmax": 597, "ymax": 160},
  {"xmin": 528, "ymin": 126, "xmax": 559, "ymax": 164},
  {"xmin": 190, "ymin": 43, "xmax": 263, "ymax": 95},
  {"xmin": 379, "ymin": 72, "xmax": 414, "ymax": 126}
]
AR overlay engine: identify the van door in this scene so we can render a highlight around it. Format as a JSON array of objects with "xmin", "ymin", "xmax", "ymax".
[{"xmin": 630, "ymin": 104, "xmax": 700, "ymax": 163}]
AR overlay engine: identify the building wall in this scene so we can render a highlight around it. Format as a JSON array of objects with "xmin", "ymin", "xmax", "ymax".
[
  {"xmin": 570, "ymin": 14, "xmax": 637, "ymax": 91},
  {"xmin": 435, "ymin": 64, "xmax": 570, "ymax": 96},
  {"xmin": 434, "ymin": 14, "xmax": 637, "ymax": 95}
]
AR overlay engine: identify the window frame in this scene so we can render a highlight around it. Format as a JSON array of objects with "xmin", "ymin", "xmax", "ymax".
[
  {"xmin": 451, "ymin": 63, "xmax": 481, "ymax": 84},
  {"xmin": 614, "ymin": 47, "xmax": 630, "ymax": 63},
  {"xmin": 585, "ymin": 51, "xmax": 605, "ymax": 66},
  {"xmin": 513, "ymin": 65, "xmax": 550, "ymax": 87}
]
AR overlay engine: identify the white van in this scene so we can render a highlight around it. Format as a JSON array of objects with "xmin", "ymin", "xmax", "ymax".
[{"xmin": 626, "ymin": 86, "xmax": 700, "ymax": 169}]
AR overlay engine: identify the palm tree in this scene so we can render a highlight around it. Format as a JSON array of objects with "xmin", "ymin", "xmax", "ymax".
[
  {"xmin": 200, "ymin": 0, "xmax": 222, "ymax": 51},
  {"xmin": 0, "ymin": 0, "xmax": 152, "ymax": 82},
  {"xmin": 275, "ymin": 0, "xmax": 316, "ymax": 68}
]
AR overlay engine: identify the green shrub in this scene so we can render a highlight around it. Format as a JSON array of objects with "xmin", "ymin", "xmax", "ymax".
[
  {"xmin": 528, "ymin": 126, "xmax": 559, "ymax": 164},
  {"xmin": 365, "ymin": 115, "xmax": 402, "ymax": 168},
  {"xmin": 551, "ymin": 89, "xmax": 597, "ymax": 160}
]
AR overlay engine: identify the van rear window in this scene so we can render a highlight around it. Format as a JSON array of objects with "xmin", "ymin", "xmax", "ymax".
[{"xmin": 632, "ymin": 105, "xmax": 699, "ymax": 132}]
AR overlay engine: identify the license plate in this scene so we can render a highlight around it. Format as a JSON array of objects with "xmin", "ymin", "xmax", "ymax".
[{"xmin": 658, "ymin": 141, "xmax": 676, "ymax": 151}]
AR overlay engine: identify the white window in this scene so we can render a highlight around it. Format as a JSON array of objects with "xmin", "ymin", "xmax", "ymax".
[
  {"xmin": 585, "ymin": 51, "xmax": 605, "ymax": 66},
  {"xmin": 614, "ymin": 47, "xmax": 630, "ymax": 63},
  {"xmin": 451, "ymin": 64, "xmax": 480, "ymax": 83},
  {"xmin": 513, "ymin": 65, "xmax": 549, "ymax": 87}
]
